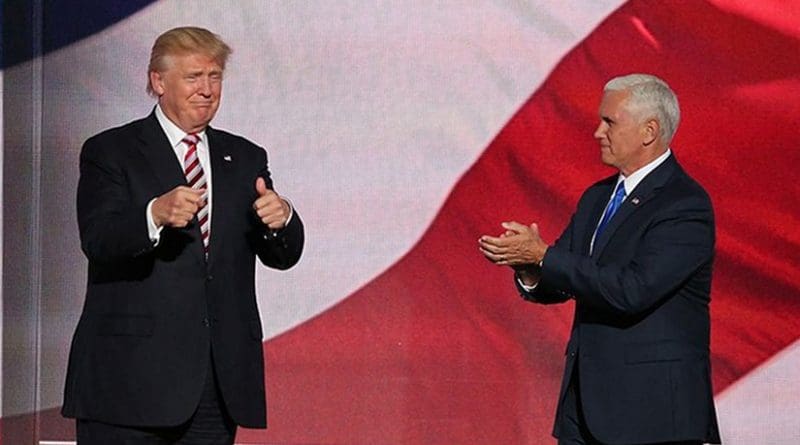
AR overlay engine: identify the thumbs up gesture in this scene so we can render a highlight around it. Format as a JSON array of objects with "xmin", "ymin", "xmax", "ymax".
[{"xmin": 253, "ymin": 177, "xmax": 290, "ymax": 230}]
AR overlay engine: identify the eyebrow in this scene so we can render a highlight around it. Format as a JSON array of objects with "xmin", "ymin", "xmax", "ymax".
[{"xmin": 187, "ymin": 68, "xmax": 221, "ymax": 75}]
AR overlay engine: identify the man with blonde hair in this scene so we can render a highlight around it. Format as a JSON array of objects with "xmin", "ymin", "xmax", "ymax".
[
  {"xmin": 481, "ymin": 74, "xmax": 720, "ymax": 444},
  {"xmin": 63, "ymin": 26, "xmax": 304, "ymax": 444}
]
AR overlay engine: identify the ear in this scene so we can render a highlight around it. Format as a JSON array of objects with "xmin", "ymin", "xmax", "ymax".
[
  {"xmin": 642, "ymin": 118, "xmax": 659, "ymax": 146},
  {"xmin": 149, "ymin": 70, "xmax": 165, "ymax": 96}
]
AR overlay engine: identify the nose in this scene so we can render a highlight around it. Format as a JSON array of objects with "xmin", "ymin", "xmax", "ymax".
[
  {"xmin": 593, "ymin": 121, "xmax": 607, "ymax": 140},
  {"xmin": 197, "ymin": 77, "xmax": 212, "ymax": 96}
]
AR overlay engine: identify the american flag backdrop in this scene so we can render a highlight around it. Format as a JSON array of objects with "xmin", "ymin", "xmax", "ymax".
[{"xmin": 1, "ymin": 1, "xmax": 798, "ymax": 444}]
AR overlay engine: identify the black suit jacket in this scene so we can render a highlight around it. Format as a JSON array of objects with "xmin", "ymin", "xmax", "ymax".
[
  {"xmin": 519, "ymin": 155, "xmax": 721, "ymax": 444},
  {"xmin": 62, "ymin": 112, "xmax": 303, "ymax": 428}
]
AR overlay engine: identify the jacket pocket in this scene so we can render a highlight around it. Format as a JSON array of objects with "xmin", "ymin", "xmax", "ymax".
[{"xmin": 97, "ymin": 314, "xmax": 154, "ymax": 337}]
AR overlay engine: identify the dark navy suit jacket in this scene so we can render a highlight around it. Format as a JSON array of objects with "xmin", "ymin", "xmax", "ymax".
[
  {"xmin": 519, "ymin": 155, "xmax": 721, "ymax": 444},
  {"xmin": 63, "ymin": 112, "xmax": 303, "ymax": 428}
]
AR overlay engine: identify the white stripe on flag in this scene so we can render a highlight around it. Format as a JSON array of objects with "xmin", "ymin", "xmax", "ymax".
[{"xmin": 715, "ymin": 338, "xmax": 800, "ymax": 444}]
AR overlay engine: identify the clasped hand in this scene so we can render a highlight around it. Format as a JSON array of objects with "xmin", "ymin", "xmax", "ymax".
[
  {"xmin": 152, "ymin": 186, "xmax": 205, "ymax": 228},
  {"xmin": 479, "ymin": 221, "xmax": 548, "ymax": 267}
]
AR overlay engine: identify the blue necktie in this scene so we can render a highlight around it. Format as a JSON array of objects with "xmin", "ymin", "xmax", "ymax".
[{"xmin": 595, "ymin": 181, "xmax": 626, "ymax": 238}]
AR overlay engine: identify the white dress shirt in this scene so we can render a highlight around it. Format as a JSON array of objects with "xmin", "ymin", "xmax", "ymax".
[{"xmin": 146, "ymin": 105, "xmax": 213, "ymax": 243}]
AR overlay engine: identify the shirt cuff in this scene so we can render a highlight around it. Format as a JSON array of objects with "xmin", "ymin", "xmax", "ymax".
[
  {"xmin": 516, "ymin": 273, "xmax": 539, "ymax": 291},
  {"xmin": 282, "ymin": 195, "xmax": 295, "ymax": 226},
  {"xmin": 146, "ymin": 198, "xmax": 164, "ymax": 246},
  {"xmin": 263, "ymin": 196, "xmax": 295, "ymax": 240}
]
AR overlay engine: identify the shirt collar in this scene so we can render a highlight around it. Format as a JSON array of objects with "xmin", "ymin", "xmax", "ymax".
[
  {"xmin": 617, "ymin": 148, "xmax": 671, "ymax": 195},
  {"xmin": 154, "ymin": 104, "xmax": 207, "ymax": 149}
]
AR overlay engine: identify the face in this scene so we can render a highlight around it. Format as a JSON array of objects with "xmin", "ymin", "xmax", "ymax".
[
  {"xmin": 593, "ymin": 89, "xmax": 654, "ymax": 176},
  {"xmin": 150, "ymin": 52, "xmax": 223, "ymax": 133}
]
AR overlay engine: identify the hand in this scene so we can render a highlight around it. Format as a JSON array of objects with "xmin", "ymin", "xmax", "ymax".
[
  {"xmin": 151, "ymin": 186, "xmax": 205, "ymax": 228},
  {"xmin": 253, "ymin": 177, "xmax": 290, "ymax": 230},
  {"xmin": 479, "ymin": 221, "xmax": 549, "ymax": 267}
]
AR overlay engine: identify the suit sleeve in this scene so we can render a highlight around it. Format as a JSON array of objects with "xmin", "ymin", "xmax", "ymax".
[
  {"xmin": 249, "ymin": 150, "xmax": 304, "ymax": 270},
  {"xmin": 540, "ymin": 196, "xmax": 714, "ymax": 317},
  {"xmin": 77, "ymin": 136, "xmax": 155, "ymax": 263},
  {"xmin": 516, "ymin": 214, "xmax": 575, "ymax": 305}
]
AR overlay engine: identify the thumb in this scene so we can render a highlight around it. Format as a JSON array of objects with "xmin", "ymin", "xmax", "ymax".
[{"xmin": 255, "ymin": 177, "xmax": 269, "ymax": 196}]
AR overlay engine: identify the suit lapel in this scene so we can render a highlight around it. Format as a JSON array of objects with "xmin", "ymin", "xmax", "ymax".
[
  {"xmin": 136, "ymin": 112, "xmax": 186, "ymax": 191},
  {"xmin": 136, "ymin": 111, "xmax": 207, "ymax": 264},
  {"xmin": 205, "ymin": 127, "xmax": 236, "ymax": 267},
  {"xmin": 581, "ymin": 181, "xmax": 614, "ymax": 255},
  {"xmin": 591, "ymin": 155, "xmax": 678, "ymax": 258}
]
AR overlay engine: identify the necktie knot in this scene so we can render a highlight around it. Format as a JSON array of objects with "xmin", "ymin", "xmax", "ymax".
[{"xmin": 182, "ymin": 133, "xmax": 200, "ymax": 147}]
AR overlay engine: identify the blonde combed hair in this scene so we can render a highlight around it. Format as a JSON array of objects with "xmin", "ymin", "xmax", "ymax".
[{"xmin": 146, "ymin": 26, "xmax": 232, "ymax": 96}]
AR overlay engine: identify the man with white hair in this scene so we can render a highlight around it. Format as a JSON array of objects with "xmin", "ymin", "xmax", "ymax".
[{"xmin": 480, "ymin": 74, "xmax": 721, "ymax": 444}]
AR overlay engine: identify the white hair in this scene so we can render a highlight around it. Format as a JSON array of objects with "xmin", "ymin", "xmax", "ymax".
[{"xmin": 604, "ymin": 74, "xmax": 680, "ymax": 143}]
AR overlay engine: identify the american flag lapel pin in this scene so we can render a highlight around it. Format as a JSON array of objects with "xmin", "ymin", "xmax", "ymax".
[{"xmin": 631, "ymin": 197, "xmax": 641, "ymax": 205}]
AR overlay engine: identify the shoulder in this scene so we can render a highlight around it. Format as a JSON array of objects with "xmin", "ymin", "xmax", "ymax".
[
  {"xmin": 664, "ymin": 162, "xmax": 713, "ymax": 212},
  {"xmin": 80, "ymin": 116, "xmax": 153, "ymax": 160},
  {"xmin": 207, "ymin": 127, "xmax": 264, "ymax": 151},
  {"xmin": 85, "ymin": 115, "xmax": 151, "ymax": 144},
  {"xmin": 587, "ymin": 174, "xmax": 618, "ymax": 191},
  {"xmin": 206, "ymin": 127, "xmax": 268, "ymax": 160},
  {"xmin": 576, "ymin": 174, "xmax": 617, "ymax": 206}
]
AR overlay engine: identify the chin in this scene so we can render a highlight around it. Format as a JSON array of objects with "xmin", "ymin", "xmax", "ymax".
[{"xmin": 193, "ymin": 113, "xmax": 215, "ymax": 127}]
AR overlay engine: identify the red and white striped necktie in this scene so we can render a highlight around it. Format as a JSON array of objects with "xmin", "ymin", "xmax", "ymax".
[{"xmin": 182, "ymin": 133, "xmax": 210, "ymax": 255}]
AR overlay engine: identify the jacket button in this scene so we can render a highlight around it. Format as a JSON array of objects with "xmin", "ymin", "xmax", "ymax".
[
  {"xmin": 203, "ymin": 317, "xmax": 211, "ymax": 327},
  {"xmin": 206, "ymin": 275, "xmax": 214, "ymax": 281}
]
